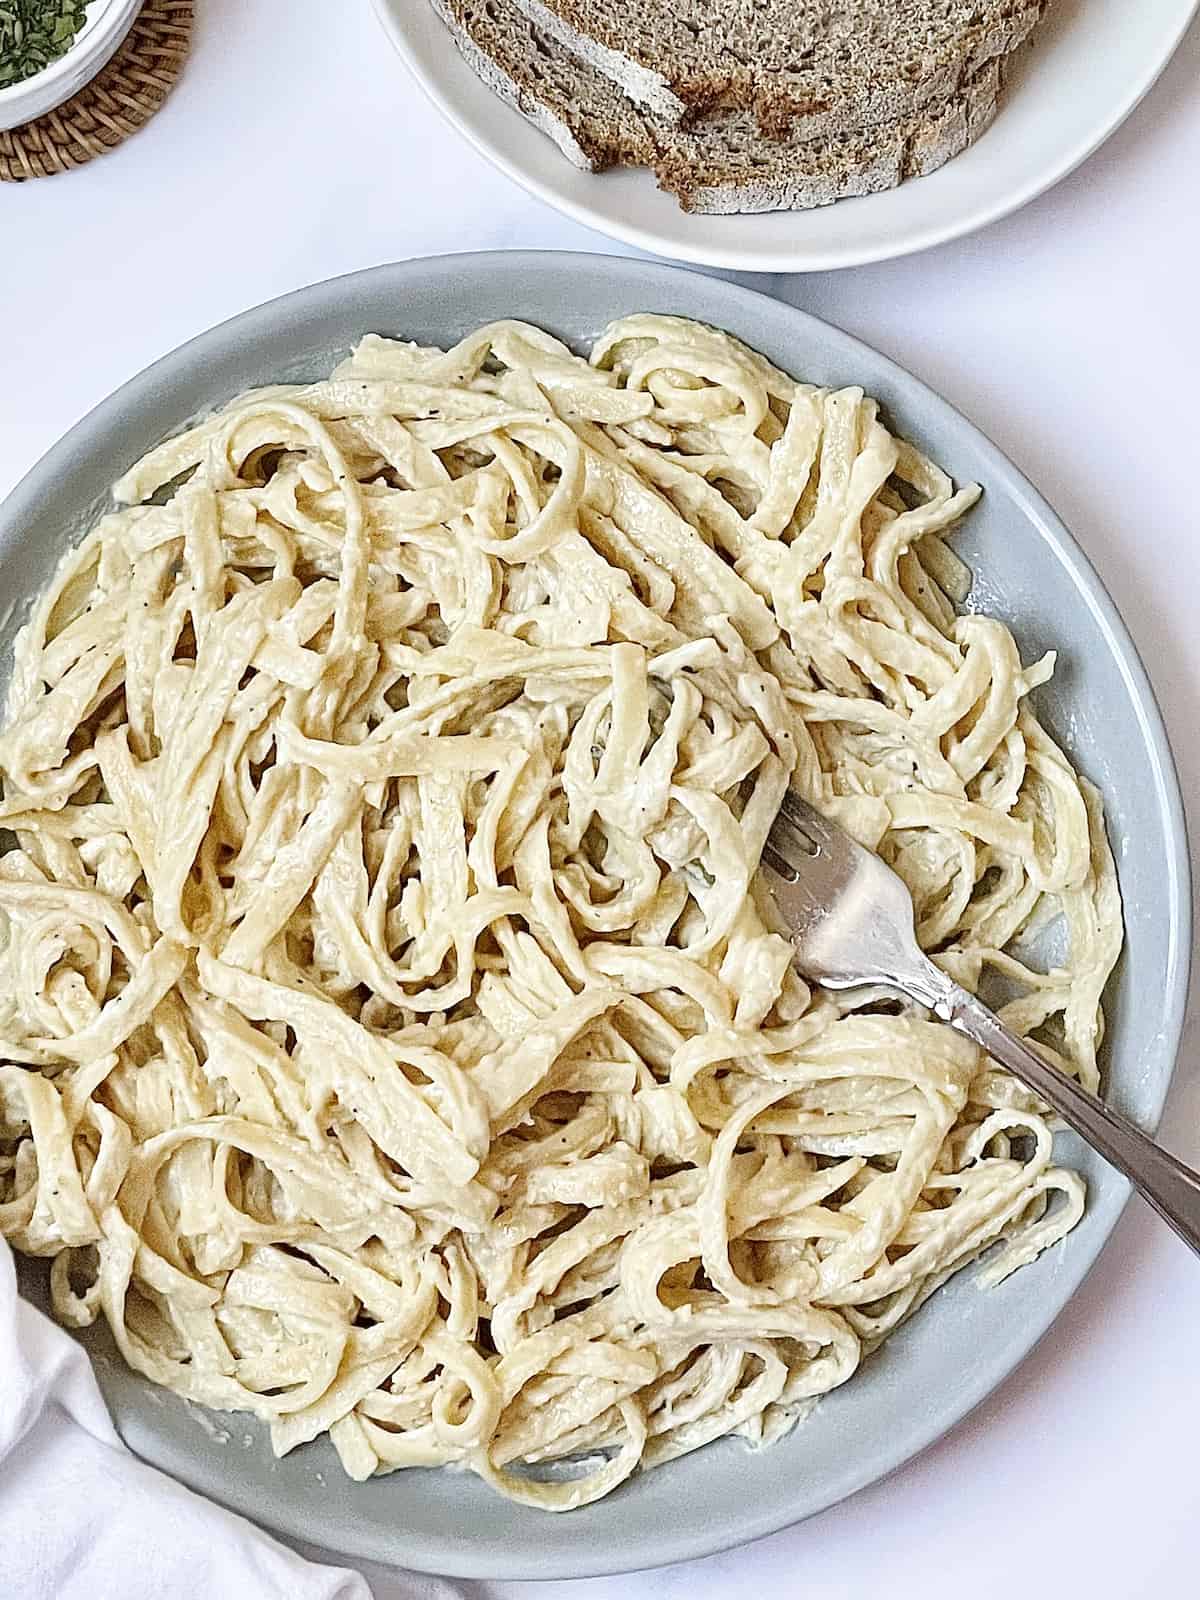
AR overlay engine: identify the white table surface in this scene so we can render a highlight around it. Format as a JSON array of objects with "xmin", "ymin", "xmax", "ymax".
[{"xmin": 2, "ymin": 3, "xmax": 1198, "ymax": 1596}]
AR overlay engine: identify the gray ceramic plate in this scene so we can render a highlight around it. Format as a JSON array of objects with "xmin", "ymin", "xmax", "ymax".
[{"xmin": 3, "ymin": 255, "xmax": 1190, "ymax": 1581}]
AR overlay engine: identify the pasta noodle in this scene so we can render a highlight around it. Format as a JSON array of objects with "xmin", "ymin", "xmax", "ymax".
[{"xmin": 0, "ymin": 315, "xmax": 1121, "ymax": 1509}]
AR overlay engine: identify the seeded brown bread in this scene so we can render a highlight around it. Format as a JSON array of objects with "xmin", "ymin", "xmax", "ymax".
[
  {"xmin": 509, "ymin": 0, "xmax": 1041, "ymax": 135},
  {"xmin": 431, "ymin": 0, "xmax": 1006, "ymax": 213}
]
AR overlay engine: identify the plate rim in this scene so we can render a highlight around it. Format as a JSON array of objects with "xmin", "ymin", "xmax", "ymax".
[
  {"xmin": 371, "ymin": 0, "xmax": 1200, "ymax": 273},
  {"xmin": 2, "ymin": 252, "xmax": 1191, "ymax": 1579}
]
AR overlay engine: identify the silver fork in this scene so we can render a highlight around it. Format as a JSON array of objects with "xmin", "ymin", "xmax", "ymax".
[{"xmin": 764, "ymin": 788, "xmax": 1200, "ymax": 1256}]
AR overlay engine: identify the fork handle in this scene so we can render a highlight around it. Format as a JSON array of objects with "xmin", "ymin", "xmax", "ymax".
[{"xmin": 930, "ymin": 973, "xmax": 1200, "ymax": 1258}]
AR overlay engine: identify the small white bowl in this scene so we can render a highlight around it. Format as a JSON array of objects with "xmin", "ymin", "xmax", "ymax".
[{"xmin": 0, "ymin": 0, "xmax": 143, "ymax": 132}]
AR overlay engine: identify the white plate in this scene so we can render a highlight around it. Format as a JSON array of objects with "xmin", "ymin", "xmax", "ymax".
[{"xmin": 373, "ymin": 0, "xmax": 1199, "ymax": 272}]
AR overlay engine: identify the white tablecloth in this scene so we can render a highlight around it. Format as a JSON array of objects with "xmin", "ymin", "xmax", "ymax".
[
  {"xmin": 0, "ymin": 1242, "xmax": 382, "ymax": 1600},
  {"xmin": 1, "ymin": 3, "xmax": 1198, "ymax": 1597}
]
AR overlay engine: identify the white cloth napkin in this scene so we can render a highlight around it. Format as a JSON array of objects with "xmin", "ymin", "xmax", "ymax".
[{"xmin": 0, "ymin": 1240, "xmax": 462, "ymax": 1600}]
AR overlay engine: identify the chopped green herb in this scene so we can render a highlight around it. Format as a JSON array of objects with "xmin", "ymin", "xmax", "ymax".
[{"xmin": 0, "ymin": 1, "xmax": 89, "ymax": 91}]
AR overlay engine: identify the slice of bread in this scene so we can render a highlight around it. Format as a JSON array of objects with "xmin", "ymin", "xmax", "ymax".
[
  {"xmin": 429, "ymin": 0, "xmax": 656, "ymax": 170},
  {"xmin": 431, "ymin": 0, "xmax": 1006, "ymax": 214},
  {"xmin": 509, "ymin": 0, "xmax": 1040, "ymax": 134},
  {"xmin": 664, "ymin": 60, "xmax": 1003, "ymax": 214}
]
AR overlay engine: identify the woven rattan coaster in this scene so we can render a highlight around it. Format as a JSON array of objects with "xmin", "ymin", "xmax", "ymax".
[{"xmin": 0, "ymin": 0, "xmax": 192, "ymax": 182}]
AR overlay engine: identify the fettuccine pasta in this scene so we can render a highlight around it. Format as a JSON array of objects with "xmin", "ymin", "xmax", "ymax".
[{"xmin": 0, "ymin": 315, "xmax": 1121, "ymax": 1508}]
